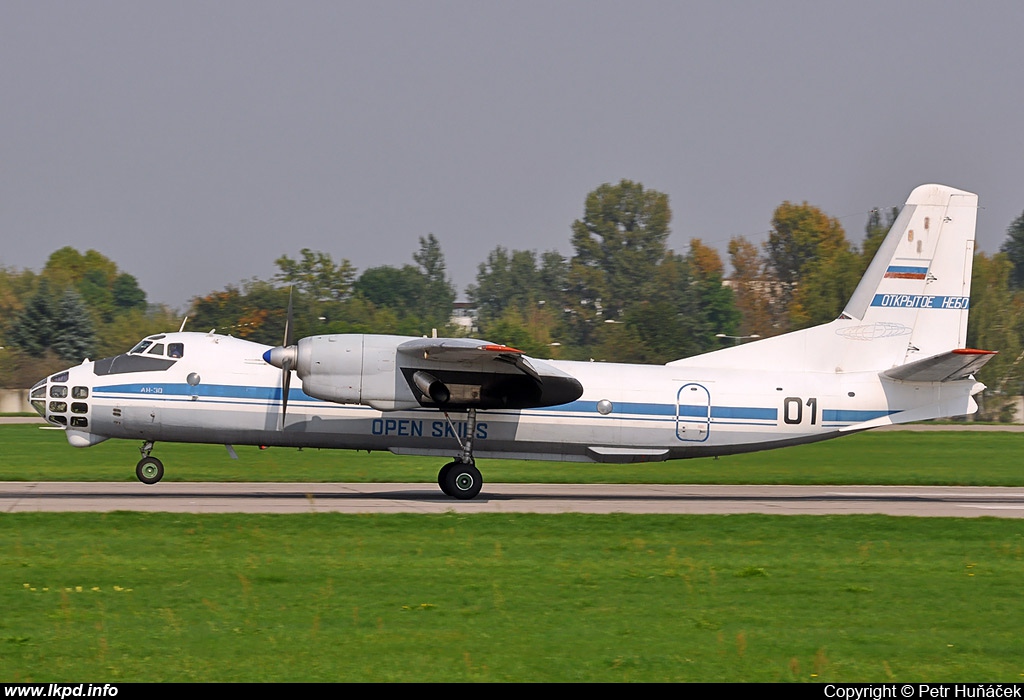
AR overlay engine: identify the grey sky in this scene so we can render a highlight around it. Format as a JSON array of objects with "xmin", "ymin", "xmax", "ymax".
[{"xmin": 2, "ymin": 1, "xmax": 1022, "ymax": 310}]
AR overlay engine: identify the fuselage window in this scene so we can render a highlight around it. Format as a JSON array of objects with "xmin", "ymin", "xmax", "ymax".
[
  {"xmin": 72, "ymin": 386, "xmax": 89, "ymax": 399},
  {"xmin": 129, "ymin": 340, "xmax": 153, "ymax": 354},
  {"xmin": 147, "ymin": 343, "xmax": 165, "ymax": 356},
  {"xmin": 31, "ymin": 386, "xmax": 47, "ymax": 399},
  {"xmin": 49, "ymin": 401, "xmax": 67, "ymax": 413},
  {"xmin": 71, "ymin": 402, "xmax": 88, "ymax": 414},
  {"xmin": 70, "ymin": 417, "xmax": 88, "ymax": 428},
  {"xmin": 168, "ymin": 343, "xmax": 184, "ymax": 358},
  {"xmin": 49, "ymin": 385, "xmax": 68, "ymax": 398}
]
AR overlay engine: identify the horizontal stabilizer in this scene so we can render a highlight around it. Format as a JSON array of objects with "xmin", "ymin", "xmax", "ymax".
[{"xmin": 882, "ymin": 348, "xmax": 997, "ymax": 383}]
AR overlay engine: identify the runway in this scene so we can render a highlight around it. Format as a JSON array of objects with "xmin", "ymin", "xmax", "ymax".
[{"xmin": 3, "ymin": 482, "xmax": 1024, "ymax": 517}]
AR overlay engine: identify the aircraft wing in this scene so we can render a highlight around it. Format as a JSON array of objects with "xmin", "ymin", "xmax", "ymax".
[
  {"xmin": 881, "ymin": 348, "xmax": 997, "ymax": 383},
  {"xmin": 397, "ymin": 338, "xmax": 539, "ymax": 380}
]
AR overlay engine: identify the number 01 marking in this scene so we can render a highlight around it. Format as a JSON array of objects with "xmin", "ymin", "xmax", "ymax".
[{"xmin": 783, "ymin": 397, "xmax": 817, "ymax": 425}]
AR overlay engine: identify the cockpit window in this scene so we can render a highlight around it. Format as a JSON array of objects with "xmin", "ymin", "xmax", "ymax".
[
  {"xmin": 147, "ymin": 343, "xmax": 165, "ymax": 356},
  {"xmin": 168, "ymin": 343, "xmax": 184, "ymax": 358},
  {"xmin": 129, "ymin": 340, "xmax": 153, "ymax": 354}
]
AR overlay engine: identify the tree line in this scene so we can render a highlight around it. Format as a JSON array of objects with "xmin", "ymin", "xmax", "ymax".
[{"xmin": 3, "ymin": 181, "xmax": 1024, "ymax": 419}]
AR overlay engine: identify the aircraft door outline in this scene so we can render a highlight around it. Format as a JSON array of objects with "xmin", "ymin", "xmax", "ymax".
[{"xmin": 676, "ymin": 382, "xmax": 711, "ymax": 442}]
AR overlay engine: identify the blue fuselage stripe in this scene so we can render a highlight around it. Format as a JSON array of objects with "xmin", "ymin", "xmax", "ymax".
[{"xmin": 92, "ymin": 383, "xmax": 892, "ymax": 426}]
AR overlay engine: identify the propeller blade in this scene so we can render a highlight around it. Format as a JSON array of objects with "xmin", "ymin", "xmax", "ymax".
[
  {"xmin": 276, "ymin": 287, "xmax": 295, "ymax": 431},
  {"xmin": 278, "ymin": 356, "xmax": 292, "ymax": 431},
  {"xmin": 284, "ymin": 287, "xmax": 293, "ymax": 347}
]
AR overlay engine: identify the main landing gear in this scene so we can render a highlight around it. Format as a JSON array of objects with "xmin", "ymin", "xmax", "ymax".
[
  {"xmin": 136, "ymin": 441, "xmax": 164, "ymax": 485},
  {"xmin": 130, "ymin": 416, "xmax": 487, "ymax": 497},
  {"xmin": 437, "ymin": 409, "xmax": 483, "ymax": 500}
]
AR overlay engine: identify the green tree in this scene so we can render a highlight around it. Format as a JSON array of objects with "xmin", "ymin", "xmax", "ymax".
[
  {"xmin": 78, "ymin": 267, "xmax": 116, "ymax": 322},
  {"xmin": 354, "ymin": 266, "xmax": 428, "ymax": 317},
  {"xmin": 862, "ymin": 207, "xmax": 900, "ymax": 266},
  {"xmin": 591, "ymin": 319, "xmax": 652, "ymax": 363},
  {"xmin": 688, "ymin": 240, "xmax": 740, "ymax": 348},
  {"xmin": 568, "ymin": 180, "xmax": 670, "ymax": 318},
  {"xmin": 764, "ymin": 202, "xmax": 852, "ymax": 330},
  {"xmin": 467, "ymin": 247, "xmax": 568, "ymax": 351},
  {"xmin": 789, "ymin": 246, "xmax": 862, "ymax": 329},
  {"xmin": 37, "ymin": 247, "xmax": 147, "ymax": 325},
  {"xmin": 565, "ymin": 180, "xmax": 671, "ymax": 346},
  {"xmin": 613, "ymin": 243, "xmax": 739, "ymax": 364},
  {"xmin": 765, "ymin": 202, "xmax": 847, "ymax": 282},
  {"xmin": 620, "ymin": 253, "xmax": 693, "ymax": 363},
  {"xmin": 51, "ymin": 290, "xmax": 96, "ymax": 362},
  {"xmin": 274, "ymin": 249, "xmax": 357, "ymax": 302},
  {"xmin": 111, "ymin": 273, "xmax": 148, "ymax": 312},
  {"xmin": 412, "ymin": 234, "xmax": 456, "ymax": 330},
  {"xmin": 468, "ymin": 247, "xmax": 540, "ymax": 326},
  {"xmin": 8, "ymin": 280, "xmax": 58, "ymax": 357},
  {"xmin": 727, "ymin": 236, "xmax": 777, "ymax": 338},
  {"xmin": 999, "ymin": 211, "xmax": 1024, "ymax": 290},
  {"xmin": 968, "ymin": 252, "xmax": 1024, "ymax": 420},
  {"xmin": 188, "ymin": 281, "xmax": 292, "ymax": 345},
  {"xmin": 41, "ymin": 246, "xmax": 90, "ymax": 289},
  {"xmin": 8, "ymin": 282, "xmax": 96, "ymax": 362},
  {"xmin": 1, "ymin": 248, "xmax": 162, "ymax": 373},
  {"xmin": 537, "ymin": 250, "xmax": 569, "ymax": 306},
  {"xmin": 0, "ymin": 266, "xmax": 36, "ymax": 343},
  {"xmin": 478, "ymin": 307, "xmax": 553, "ymax": 358}
]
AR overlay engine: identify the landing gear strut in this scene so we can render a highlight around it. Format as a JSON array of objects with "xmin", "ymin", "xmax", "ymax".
[
  {"xmin": 136, "ymin": 441, "xmax": 164, "ymax": 485},
  {"xmin": 437, "ymin": 409, "xmax": 483, "ymax": 500}
]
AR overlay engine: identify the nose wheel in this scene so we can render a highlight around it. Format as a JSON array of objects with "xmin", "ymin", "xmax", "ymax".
[
  {"xmin": 136, "ymin": 441, "xmax": 164, "ymax": 484},
  {"xmin": 136, "ymin": 456, "xmax": 165, "ymax": 485}
]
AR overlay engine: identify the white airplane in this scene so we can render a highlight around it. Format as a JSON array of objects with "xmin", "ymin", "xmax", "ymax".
[{"xmin": 31, "ymin": 184, "xmax": 994, "ymax": 499}]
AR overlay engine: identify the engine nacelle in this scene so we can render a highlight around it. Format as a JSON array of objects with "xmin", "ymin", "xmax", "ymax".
[
  {"xmin": 267, "ymin": 332, "xmax": 583, "ymax": 412},
  {"xmin": 295, "ymin": 334, "xmax": 421, "ymax": 411}
]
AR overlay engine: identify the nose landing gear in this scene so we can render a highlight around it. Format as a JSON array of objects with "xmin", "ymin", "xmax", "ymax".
[{"xmin": 136, "ymin": 441, "xmax": 164, "ymax": 485}]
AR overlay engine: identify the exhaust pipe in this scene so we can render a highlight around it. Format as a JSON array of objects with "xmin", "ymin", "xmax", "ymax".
[{"xmin": 412, "ymin": 371, "xmax": 450, "ymax": 404}]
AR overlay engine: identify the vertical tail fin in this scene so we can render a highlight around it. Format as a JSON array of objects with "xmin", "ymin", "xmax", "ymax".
[{"xmin": 839, "ymin": 183, "xmax": 977, "ymax": 367}]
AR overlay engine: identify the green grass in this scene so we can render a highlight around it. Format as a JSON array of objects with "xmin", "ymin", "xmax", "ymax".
[
  {"xmin": 4, "ymin": 426, "xmax": 1024, "ymax": 682},
  {"xmin": 2, "ymin": 424, "xmax": 1023, "ymax": 485},
  {"xmin": 3, "ymin": 512, "xmax": 1024, "ymax": 682}
]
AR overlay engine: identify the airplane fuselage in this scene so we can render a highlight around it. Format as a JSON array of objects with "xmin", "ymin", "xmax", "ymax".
[{"xmin": 33, "ymin": 330, "xmax": 977, "ymax": 466}]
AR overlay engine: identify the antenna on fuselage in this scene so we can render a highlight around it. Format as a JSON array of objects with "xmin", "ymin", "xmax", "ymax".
[{"xmin": 179, "ymin": 316, "xmax": 189, "ymax": 332}]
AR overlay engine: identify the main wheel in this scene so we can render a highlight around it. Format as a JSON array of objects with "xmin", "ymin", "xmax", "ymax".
[
  {"xmin": 437, "ymin": 462, "xmax": 456, "ymax": 496},
  {"xmin": 441, "ymin": 461, "xmax": 482, "ymax": 500},
  {"xmin": 136, "ymin": 456, "xmax": 165, "ymax": 485}
]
